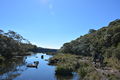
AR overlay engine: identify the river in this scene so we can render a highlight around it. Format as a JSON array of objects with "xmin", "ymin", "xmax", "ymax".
[{"xmin": 0, "ymin": 53, "xmax": 79, "ymax": 80}]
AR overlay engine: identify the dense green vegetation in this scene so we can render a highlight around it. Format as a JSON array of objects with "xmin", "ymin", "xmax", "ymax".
[
  {"xmin": 0, "ymin": 30, "xmax": 37, "ymax": 59},
  {"xmin": 49, "ymin": 54, "xmax": 103, "ymax": 80},
  {"xmin": 60, "ymin": 19, "xmax": 120, "ymax": 60},
  {"xmin": 49, "ymin": 53, "xmax": 120, "ymax": 80},
  {"xmin": 49, "ymin": 19, "xmax": 120, "ymax": 80}
]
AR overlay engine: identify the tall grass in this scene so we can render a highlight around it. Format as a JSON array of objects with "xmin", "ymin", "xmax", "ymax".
[{"xmin": 49, "ymin": 53, "xmax": 120, "ymax": 80}]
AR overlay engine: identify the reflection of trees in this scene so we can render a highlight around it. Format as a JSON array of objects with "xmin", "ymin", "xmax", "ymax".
[
  {"xmin": 55, "ymin": 74, "xmax": 73, "ymax": 80},
  {"xmin": 55, "ymin": 73, "xmax": 80, "ymax": 80},
  {"xmin": 41, "ymin": 55, "xmax": 44, "ymax": 59},
  {"xmin": 0, "ymin": 56, "xmax": 26, "ymax": 80}
]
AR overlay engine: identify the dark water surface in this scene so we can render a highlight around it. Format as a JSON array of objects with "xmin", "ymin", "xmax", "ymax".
[{"xmin": 0, "ymin": 53, "xmax": 79, "ymax": 80}]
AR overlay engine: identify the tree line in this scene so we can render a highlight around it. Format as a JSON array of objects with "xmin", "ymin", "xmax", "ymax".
[{"xmin": 0, "ymin": 30, "xmax": 37, "ymax": 58}]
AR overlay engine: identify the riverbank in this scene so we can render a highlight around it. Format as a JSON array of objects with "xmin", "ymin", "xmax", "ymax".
[
  {"xmin": 49, "ymin": 53, "xmax": 120, "ymax": 80},
  {"xmin": 0, "ymin": 53, "xmax": 80, "ymax": 80}
]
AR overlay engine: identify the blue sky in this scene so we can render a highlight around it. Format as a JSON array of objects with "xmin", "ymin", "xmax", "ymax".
[{"xmin": 0, "ymin": 0, "xmax": 120, "ymax": 49}]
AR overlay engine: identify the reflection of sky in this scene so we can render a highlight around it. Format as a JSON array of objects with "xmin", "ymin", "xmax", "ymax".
[
  {"xmin": 0, "ymin": 53, "xmax": 80, "ymax": 80},
  {"xmin": 14, "ymin": 53, "xmax": 56, "ymax": 80}
]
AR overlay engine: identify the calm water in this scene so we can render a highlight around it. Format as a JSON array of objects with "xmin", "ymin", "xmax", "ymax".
[{"xmin": 0, "ymin": 53, "xmax": 79, "ymax": 80}]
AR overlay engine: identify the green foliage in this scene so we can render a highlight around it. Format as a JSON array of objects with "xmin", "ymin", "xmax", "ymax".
[
  {"xmin": 0, "ymin": 29, "xmax": 36, "ymax": 58},
  {"xmin": 59, "ymin": 19, "xmax": 120, "ymax": 60},
  {"xmin": 88, "ymin": 29, "xmax": 96, "ymax": 34},
  {"xmin": 0, "ymin": 56, "xmax": 5, "ymax": 63},
  {"xmin": 50, "ymin": 53, "xmax": 120, "ymax": 80},
  {"xmin": 55, "ymin": 66, "xmax": 73, "ymax": 76},
  {"xmin": 108, "ymin": 74, "xmax": 120, "ymax": 80},
  {"xmin": 49, "ymin": 54, "xmax": 100, "ymax": 80},
  {"xmin": 78, "ymin": 67, "xmax": 87, "ymax": 78}
]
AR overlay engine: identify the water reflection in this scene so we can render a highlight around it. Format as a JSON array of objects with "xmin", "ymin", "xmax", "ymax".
[
  {"xmin": 55, "ymin": 74, "xmax": 73, "ymax": 80},
  {"xmin": 55, "ymin": 72, "xmax": 80, "ymax": 80},
  {"xmin": 0, "ymin": 53, "xmax": 79, "ymax": 80},
  {"xmin": 0, "ymin": 56, "xmax": 26, "ymax": 80},
  {"xmin": 41, "ymin": 55, "xmax": 44, "ymax": 59}
]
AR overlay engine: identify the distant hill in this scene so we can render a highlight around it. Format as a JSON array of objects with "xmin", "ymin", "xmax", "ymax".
[
  {"xmin": 59, "ymin": 19, "xmax": 120, "ymax": 60},
  {"xmin": 32, "ymin": 47, "xmax": 58, "ymax": 53}
]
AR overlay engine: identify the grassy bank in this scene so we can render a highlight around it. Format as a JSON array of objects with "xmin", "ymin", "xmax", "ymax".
[{"xmin": 49, "ymin": 53, "xmax": 120, "ymax": 80}]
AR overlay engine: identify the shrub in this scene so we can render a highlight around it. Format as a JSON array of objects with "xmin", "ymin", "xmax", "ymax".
[{"xmin": 55, "ymin": 66, "xmax": 73, "ymax": 76}]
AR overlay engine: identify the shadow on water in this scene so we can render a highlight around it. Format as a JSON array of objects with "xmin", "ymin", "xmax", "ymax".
[
  {"xmin": 55, "ymin": 72, "xmax": 79, "ymax": 80},
  {"xmin": 0, "ymin": 53, "xmax": 79, "ymax": 80},
  {"xmin": 55, "ymin": 74, "xmax": 73, "ymax": 80}
]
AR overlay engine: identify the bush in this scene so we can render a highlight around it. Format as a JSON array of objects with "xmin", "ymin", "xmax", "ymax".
[
  {"xmin": 113, "ymin": 48, "xmax": 120, "ymax": 60},
  {"xmin": 55, "ymin": 66, "xmax": 73, "ymax": 76},
  {"xmin": 59, "ymin": 19, "xmax": 120, "ymax": 61},
  {"xmin": 78, "ymin": 67, "xmax": 87, "ymax": 78}
]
